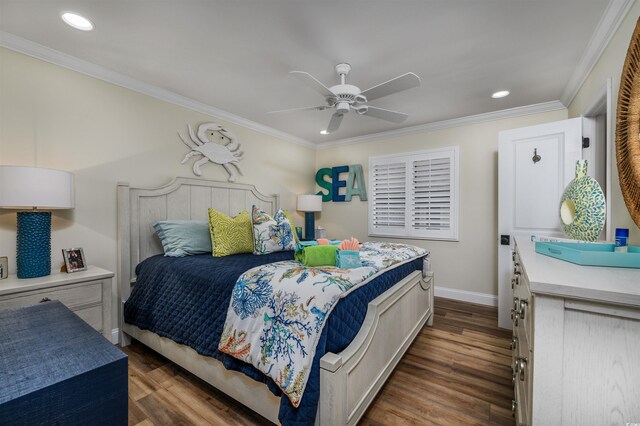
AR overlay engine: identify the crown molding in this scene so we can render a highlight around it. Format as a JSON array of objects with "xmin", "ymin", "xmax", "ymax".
[
  {"xmin": 317, "ymin": 100, "xmax": 566, "ymax": 149},
  {"xmin": 2, "ymin": 0, "xmax": 624, "ymax": 154},
  {"xmin": 560, "ymin": 0, "xmax": 635, "ymax": 106},
  {"xmin": 0, "ymin": 31, "xmax": 315, "ymax": 149}
]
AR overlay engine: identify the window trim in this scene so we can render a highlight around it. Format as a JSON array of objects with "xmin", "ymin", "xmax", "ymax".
[{"xmin": 368, "ymin": 146, "xmax": 459, "ymax": 241}]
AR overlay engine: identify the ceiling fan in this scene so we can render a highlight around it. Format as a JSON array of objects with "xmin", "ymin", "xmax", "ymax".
[{"xmin": 269, "ymin": 63, "xmax": 421, "ymax": 134}]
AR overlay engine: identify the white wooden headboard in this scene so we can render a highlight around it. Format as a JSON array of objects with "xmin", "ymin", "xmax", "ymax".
[{"xmin": 117, "ymin": 177, "xmax": 279, "ymax": 303}]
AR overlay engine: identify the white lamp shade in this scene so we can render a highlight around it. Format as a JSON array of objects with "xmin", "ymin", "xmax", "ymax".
[
  {"xmin": 297, "ymin": 194, "xmax": 322, "ymax": 212},
  {"xmin": 0, "ymin": 166, "xmax": 75, "ymax": 209}
]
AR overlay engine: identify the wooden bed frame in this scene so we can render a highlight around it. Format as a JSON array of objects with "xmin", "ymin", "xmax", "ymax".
[{"xmin": 117, "ymin": 177, "xmax": 433, "ymax": 425}]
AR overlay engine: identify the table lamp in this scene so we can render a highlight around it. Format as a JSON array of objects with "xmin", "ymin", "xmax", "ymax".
[
  {"xmin": 0, "ymin": 166, "xmax": 75, "ymax": 278},
  {"xmin": 297, "ymin": 194, "xmax": 322, "ymax": 240}
]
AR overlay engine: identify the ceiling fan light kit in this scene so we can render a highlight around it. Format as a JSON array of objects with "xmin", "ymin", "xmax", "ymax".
[{"xmin": 270, "ymin": 62, "xmax": 421, "ymax": 133}]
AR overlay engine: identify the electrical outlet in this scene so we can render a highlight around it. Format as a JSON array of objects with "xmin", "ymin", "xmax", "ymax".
[{"xmin": 0, "ymin": 256, "xmax": 8, "ymax": 279}]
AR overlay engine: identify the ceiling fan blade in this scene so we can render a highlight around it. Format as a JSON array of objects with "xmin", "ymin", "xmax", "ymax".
[
  {"xmin": 267, "ymin": 105, "xmax": 330, "ymax": 114},
  {"xmin": 290, "ymin": 71, "xmax": 335, "ymax": 98},
  {"xmin": 360, "ymin": 72, "xmax": 421, "ymax": 102},
  {"xmin": 327, "ymin": 112, "xmax": 344, "ymax": 133},
  {"xmin": 361, "ymin": 106, "xmax": 409, "ymax": 123}
]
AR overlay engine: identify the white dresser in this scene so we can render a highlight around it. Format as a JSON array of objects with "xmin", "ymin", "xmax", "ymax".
[
  {"xmin": 511, "ymin": 238, "xmax": 640, "ymax": 425},
  {"xmin": 0, "ymin": 266, "xmax": 114, "ymax": 341}
]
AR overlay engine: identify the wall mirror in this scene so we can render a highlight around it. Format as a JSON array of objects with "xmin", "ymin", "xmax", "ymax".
[{"xmin": 616, "ymin": 17, "xmax": 640, "ymax": 228}]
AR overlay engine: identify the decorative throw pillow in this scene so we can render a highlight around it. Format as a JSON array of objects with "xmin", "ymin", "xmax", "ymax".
[
  {"xmin": 208, "ymin": 209, "xmax": 254, "ymax": 257},
  {"xmin": 252, "ymin": 205, "xmax": 296, "ymax": 255},
  {"xmin": 283, "ymin": 209, "xmax": 300, "ymax": 243},
  {"xmin": 153, "ymin": 220, "xmax": 212, "ymax": 257}
]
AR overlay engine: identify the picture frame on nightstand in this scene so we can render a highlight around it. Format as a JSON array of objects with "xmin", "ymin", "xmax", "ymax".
[
  {"xmin": 62, "ymin": 248, "xmax": 87, "ymax": 273},
  {"xmin": 0, "ymin": 257, "xmax": 7, "ymax": 279}
]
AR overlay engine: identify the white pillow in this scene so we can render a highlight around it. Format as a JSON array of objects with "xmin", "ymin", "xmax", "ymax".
[{"xmin": 251, "ymin": 206, "xmax": 296, "ymax": 255}]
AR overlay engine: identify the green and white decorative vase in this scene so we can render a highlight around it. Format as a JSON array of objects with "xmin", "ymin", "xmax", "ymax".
[{"xmin": 559, "ymin": 160, "xmax": 606, "ymax": 241}]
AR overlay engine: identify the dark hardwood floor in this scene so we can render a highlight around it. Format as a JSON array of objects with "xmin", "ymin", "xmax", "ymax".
[{"xmin": 124, "ymin": 297, "xmax": 514, "ymax": 425}]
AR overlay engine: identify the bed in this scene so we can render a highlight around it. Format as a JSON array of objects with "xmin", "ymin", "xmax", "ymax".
[{"xmin": 117, "ymin": 177, "xmax": 434, "ymax": 425}]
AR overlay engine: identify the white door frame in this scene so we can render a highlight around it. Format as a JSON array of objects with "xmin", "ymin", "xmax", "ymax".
[{"xmin": 581, "ymin": 77, "xmax": 613, "ymax": 240}]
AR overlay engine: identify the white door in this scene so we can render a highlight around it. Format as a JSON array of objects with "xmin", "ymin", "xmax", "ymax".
[{"xmin": 498, "ymin": 118, "xmax": 582, "ymax": 329}]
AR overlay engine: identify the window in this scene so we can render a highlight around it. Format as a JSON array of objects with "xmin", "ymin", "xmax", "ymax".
[{"xmin": 368, "ymin": 146, "xmax": 459, "ymax": 241}]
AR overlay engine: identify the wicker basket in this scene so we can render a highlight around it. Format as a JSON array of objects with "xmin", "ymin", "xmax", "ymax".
[{"xmin": 616, "ymin": 17, "xmax": 640, "ymax": 228}]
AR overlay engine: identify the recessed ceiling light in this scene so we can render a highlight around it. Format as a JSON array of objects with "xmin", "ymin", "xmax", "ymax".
[
  {"xmin": 61, "ymin": 12, "xmax": 94, "ymax": 31},
  {"xmin": 320, "ymin": 130, "xmax": 330, "ymax": 135},
  {"xmin": 492, "ymin": 90, "xmax": 510, "ymax": 99}
]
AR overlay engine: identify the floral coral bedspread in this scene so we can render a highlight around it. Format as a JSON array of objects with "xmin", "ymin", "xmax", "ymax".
[{"xmin": 218, "ymin": 242, "xmax": 427, "ymax": 407}]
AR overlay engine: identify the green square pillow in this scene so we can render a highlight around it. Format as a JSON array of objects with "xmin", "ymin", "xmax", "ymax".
[
  {"xmin": 252, "ymin": 205, "xmax": 296, "ymax": 255},
  {"xmin": 208, "ymin": 209, "xmax": 254, "ymax": 256}
]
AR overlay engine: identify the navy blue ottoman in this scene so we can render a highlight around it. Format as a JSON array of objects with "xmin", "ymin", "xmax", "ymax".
[{"xmin": 0, "ymin": 301, "xmax": 127, "ymax": 425}]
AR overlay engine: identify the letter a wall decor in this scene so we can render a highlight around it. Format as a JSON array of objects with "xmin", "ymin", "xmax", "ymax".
[{"xmin": 316, "ymin": 164, "xmax": 367, "ymax": 202}]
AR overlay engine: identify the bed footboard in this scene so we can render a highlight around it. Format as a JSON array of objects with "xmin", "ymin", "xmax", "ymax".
[{"xmin": 318, "ymin": 270, "xmax": 433, "ymax": 426}]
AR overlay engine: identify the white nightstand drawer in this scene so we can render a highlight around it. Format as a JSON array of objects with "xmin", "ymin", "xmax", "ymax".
[
  {"xmin": 0, "ymin": 267, "xmax": 114, "ymax": 340},
  {"xmin": 0, "ymin": 281, "xmax": 102, "ymax": 311},
  {"xmin": 74, "ymin": 304, "xmax": 103, "ymax": 331}
]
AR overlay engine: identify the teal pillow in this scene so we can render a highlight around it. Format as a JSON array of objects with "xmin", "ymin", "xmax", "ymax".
[{"xmin": 154, "ymin": 220, "xmax": 212, "ymax": 257}]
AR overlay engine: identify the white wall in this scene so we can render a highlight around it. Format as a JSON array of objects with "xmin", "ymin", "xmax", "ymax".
[
  {"xmin": 315, "ymin": 109, "xmax": 567, "ymax": 298},
  {"xmin": 3, "ymin": 3, "xmax": 638, "ymax": 323},
  {"xmin": 0, "ymin": 47, "xmax": 316, "ymax": 332},
  {"xmin": 568, "ymin": 2, "xmax": 640, "ymax": 244}
]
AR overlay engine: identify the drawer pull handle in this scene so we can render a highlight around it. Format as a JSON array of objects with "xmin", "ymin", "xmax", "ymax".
[
  {"xmin": 511, "ymin": 297, "xmax": 520, "ymax": 326},
  {"xmin": 519, "ymin": 299, "xmax": 529, "ymax": 320},
  {"xmin": 512, "ymin": 399, "xmax": 517, "ymax": 414},
  {"xmin": 517, "ymin": 356, "xmax": 528, "ymax": 381},
  {"xmin": 40, "ymin": 297, "xmax": 51, "ymax": 303},
  {"xmin": 510, "ymin": 336, "xmax": 518, "ymax": 350},
  {"xmin": 548, "ymin": 248, "xmax": 562, "ymax": 255}
]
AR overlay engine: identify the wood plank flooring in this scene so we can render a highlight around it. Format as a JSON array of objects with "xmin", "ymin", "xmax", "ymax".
[{"xmin": 123, "ymin": 297, "xmax": 514, "ymax": 425}]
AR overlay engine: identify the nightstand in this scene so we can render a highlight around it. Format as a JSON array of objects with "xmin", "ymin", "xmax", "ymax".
[{"xmin": 0, "ymin": 266, "xmax": 114, "ymax": 341}]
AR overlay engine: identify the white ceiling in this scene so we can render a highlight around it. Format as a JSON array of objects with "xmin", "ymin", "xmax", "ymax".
[{"xmin": 0, "ymin": 1, "xmax": 614, "ymax": 145}]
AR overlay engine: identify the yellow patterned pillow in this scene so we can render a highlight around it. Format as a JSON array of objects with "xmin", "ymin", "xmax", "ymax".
[{"xmin": 208, "ymin": 209, "xmax": 254, "ymax": 256}]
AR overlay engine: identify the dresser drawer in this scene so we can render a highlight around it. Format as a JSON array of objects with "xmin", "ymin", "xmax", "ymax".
[
  {"xmin": 514, "ymin": 374, "xmax": 529, "ymax": 426},
  {"xmin": 74, "ymin": 304, "xmax": 103, "ymax": 331},
  {"xmin": 0, "ymin": 281, "xmax": 102, "ymax": 311},
  {"xmin": 513, "ymin": 248, "xmax": 533, "ymax": 348}
]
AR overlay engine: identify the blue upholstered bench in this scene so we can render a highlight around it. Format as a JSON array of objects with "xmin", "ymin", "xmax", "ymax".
[{"xmin": 0, "ymin": 300, "xmax": 127, "ymax": 425}]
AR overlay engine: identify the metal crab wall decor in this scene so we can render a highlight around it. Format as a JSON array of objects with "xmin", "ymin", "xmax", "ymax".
[{"xmin": 178, "ymin": 123, "xmax": 244, "ymax": 182}]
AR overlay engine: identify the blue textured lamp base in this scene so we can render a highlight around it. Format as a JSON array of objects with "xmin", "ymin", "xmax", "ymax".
[
  {"xmin": 304, "ymin": 212, "xmax": 316, "ymax": 241},
  {"xmin": 17, "ymin": 211, "xmax": 51, "ymax": 279}
]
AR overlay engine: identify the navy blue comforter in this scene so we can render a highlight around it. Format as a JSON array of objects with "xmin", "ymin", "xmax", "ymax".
[{"xmin": 124, "ymin": 251, "xmax": 424, "ymax": 425}]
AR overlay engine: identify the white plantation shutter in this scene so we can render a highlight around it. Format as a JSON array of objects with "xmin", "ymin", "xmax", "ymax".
[
  {"xmin": 369, "ymin": 147, "xmax": 459, "ymax": 241},
  {"xmin": 370, "ymin": 161, "xmax": 406, "ymax": 229}
]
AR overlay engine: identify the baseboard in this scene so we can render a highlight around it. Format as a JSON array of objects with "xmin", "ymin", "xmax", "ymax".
[
  {"xmin": 111, "ymin": 328, "xmax": 120, "ymax": 345},
  {"xmin": 434, "ymin": 286, "xmax": 497, "ymax": 307}
]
